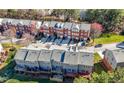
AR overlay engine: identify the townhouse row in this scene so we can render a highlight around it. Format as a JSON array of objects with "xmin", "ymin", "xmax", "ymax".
[
  {"xmin": 0, "ymin": 18, "xmax": 42, "ymax": 33},
  {"xmin": 102, "ymin": 49, "xmax": 124, "ymax": 71},
  {"xmin": 14, "ymin": 48, "xmax": 94, "ymax": 78},
  {"xmin": 0, "ymin": 18, "xmax": 91, "ymax": 40}
]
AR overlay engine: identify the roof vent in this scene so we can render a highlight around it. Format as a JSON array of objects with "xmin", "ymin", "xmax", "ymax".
[
  {"xmin": 75, "ymin": 25, "xmax": 79, "ymax": 30},
  {"xmin": 44, "ymin": 23, "xmax": 48, "ymax": 27}
]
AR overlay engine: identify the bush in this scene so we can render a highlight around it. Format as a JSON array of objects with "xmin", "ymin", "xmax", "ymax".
[{"xmin": 0, "ymin": 76, "xmax": 9, "ymax": 83}]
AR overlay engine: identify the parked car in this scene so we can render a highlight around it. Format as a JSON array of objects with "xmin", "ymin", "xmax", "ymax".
[
  {"xmin": 102, "ymin": 51, "xmax": 105, "ymax": 55},
  {"xmin": 116, "ymin": 41, "xmax": 124, "ymax": 49},
  {"xmin": 95, "ymin": 44, "xmax": 102, "ymax": 48}
]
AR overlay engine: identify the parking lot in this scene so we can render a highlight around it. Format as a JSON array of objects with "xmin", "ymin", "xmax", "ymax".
[
  {"xmin": 21, "ymin": 35, "xmax": 95, "ymax": 53},
  {"xmin": 37, "ymin": 35, "xmax": 86, "ymax": 46}
]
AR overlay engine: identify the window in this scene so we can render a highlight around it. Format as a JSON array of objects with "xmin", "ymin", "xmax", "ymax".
[
  {"xmin": 111, "ymin": 57, "xmax": 114, "ymax": 61},
  {"xmin": 67, "ymin": 69, "xmax": 72, "ymax": 72},
  {"xmin": 72, "ymin": 69, "xmax": 77, "ymax": 73}
]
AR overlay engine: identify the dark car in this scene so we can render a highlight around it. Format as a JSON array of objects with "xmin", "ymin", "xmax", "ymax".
[
  {"xmin": 102, "ymin": 51, "xmax": 105, "ymax": 55},
  {"xmin": 95, "ymin": 44, "xmax": 103, "ymax": 48},
  {"xmin": 116, "ymin": 41, "xmax": 124, "ymax": 49}
]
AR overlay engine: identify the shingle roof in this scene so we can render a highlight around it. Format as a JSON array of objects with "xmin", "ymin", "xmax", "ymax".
[
  {"xmin": 14, "ymin": 49, "xmax": 28, "ymax": 61},
  {"xmin": 2, "ymin": 18, "xmax": 10, "ymax": 24},
  {"xmin": 71, "ymin": 23, "xmax": 80, "ymax": 32},
  {"xmin": 36, "ymin": 21, "xmax": 42, "ymax": 29},
  {"xmin": 21, "ymin": 20, "xmax": 31, "ymax": 26},
  {"xmin": 41, "ymin": 21, "xmax": 51, "ymax": 28},
  {"xmin": 78, "ymin": 52, "xmax": 94, "ymax": 66},
  {"xmin": 25, "ymin": 50, "xmax": 40, "ymax": 62},
  {"xmin": 38, "ymin": 49, "xmax": 52, "ymax": 62},
  {"xmin": 64, "ymin": 51, "xmax": 79, "ymax": 65},
  {"xmin": 11, "ymin": 19, "xmax": 20, "ymax": 25},
  {"xmin": 49, "ymin": 21, "xmax": 57, "ymax": 28},
  {"xmin": 110, "ymin": 49, "xmax": 124, "ymax": 63},
  {"xmin": 0, "ymin": 18, "xmax": 3, "ymax": 25},
  {"xmin": 80, "ymin": 23, "xmax": 91, "ymax": 32},
  {"xmin": 63, "ymin": 22, "xmax": 73, "ymax": 30},
  {"xmin": 51, "ymin": 49, "xmax": 65, "ymax": 62}
]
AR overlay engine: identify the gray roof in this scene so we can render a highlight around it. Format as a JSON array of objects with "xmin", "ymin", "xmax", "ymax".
[
  {"xmin": 41, "ymin": 21, "xmax": 51, "ymax": 28},
  {"xmin": 2, "ymin": 18, "xmax": 10, "ymax": 24},
  {"xmin": 80, "ymin": 23, "xmax": 91, "ymax": 32},
  {"xmin": 78, "ymin": 52, "xmax": 94, "ymax": 66},
  {"xmin": 36, "ymin": 21, "xmax": 42, "ymax": 29},
  {"xmin": 25, "ymin": 50, "xmax": 40, "ymax": 62},
  {"xmin": 51, "ymin": 49, "xmax": 65, "ymax": 62},
  {"xmin": 1, "ymin": 18, "xmax": 31, "ymax": 26},
  {"xmin": 49, "ymin": 21, "xmax": 57, "ymax": 28},
  {"xmin": 19, "ymin": 19, "xmax": 31, "ymax": 26},
  {"xmin": 63, "ymin": 22, "xmax": 73, "ymax": 30},
  {"xmin": 11, "ymin": 19, "xmax": 20, "ymax": 25},
  {"xmin": 14, "ymin": 49, "xmax": 28, "ymax": 61},
  {"xmin": 0, "ymin": 18, "xmax": 3, "ymax": 24},
  {"xmin": 64, "ymin": 51, "xmax": 79, "ymax": 65},
  {"xmin": 110, "ymin": 49, "xmax": 124, "ymax": 63},
  {"xmin": 71, "ymin": 23, "xmax": 80, "ymax": 32},
  {"xmin": 38, "ymin": 49, "xmax": 52, "ymax": 62}
]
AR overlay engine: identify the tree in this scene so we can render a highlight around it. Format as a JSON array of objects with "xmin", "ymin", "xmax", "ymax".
[
  {"xmin": 85, "ymin": 9, "xmax": 123, "ymax": 33},
  {"xmin": 0, "ymin": 10, "xmax": 8, "ymax": 17},
  {"xmin": 110, "ymin": 67, "xmax": 124, "ymax": 83},
  {"xmin": 91, "ymin": 22, "xmax": 103, "ymax": 39},
  {"xmin": 74, "ymin": 67, "xmax": 124, "ymax": 83},
  {"xmin": 74, "ymin": 76, "xmax": 89, "ymax": 83},
  {"xmin": 52, "ymin": 9, "xmax": 80, "ymax": 21}
]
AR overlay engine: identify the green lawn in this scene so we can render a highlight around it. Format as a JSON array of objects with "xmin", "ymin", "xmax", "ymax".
[
  {"xmin": 95, "ymin": 34, "xmax": 124, "ymax": 44},
  {"xmin": 94, "ymin": 53, "xmax": 101, "ymax": 63},
  {"xmin": 6, "ymin": 74, "xmax": 56, "ymax": 83},
  {"xmin": 94, "ymin": 53, "xmax": 105, "ymax": 74},
  {"xmin": 2, "ymin": 43, "xmax": 21, "ymax": 49}
]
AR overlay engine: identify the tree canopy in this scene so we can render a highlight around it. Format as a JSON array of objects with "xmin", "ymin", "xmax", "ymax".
[
  {"xmin": 85, "ymin": 9, "xmax": 124, "ymax": 33},
  {"xmin": 74, "ymin": 68, "xmax": 124, "ymax": 83},
  {"xmin": 52, "ymin": 9, "xmax": 80, "ymax": 21}
]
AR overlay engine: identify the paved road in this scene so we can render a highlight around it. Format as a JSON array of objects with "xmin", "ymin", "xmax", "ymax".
[
  {"xmin": 94, "ymin": 43, "xmax": 121, "ymax": 58},
  {"xmin": 94, "ymin": 43, "xmax": 120, "ymax": 52},
  {"xmin": 80, "ymin": 43, "xmax": 121, "ymax": 54},
  {"xmin": 0, "ymin": 35, "xmax": 122, "ymax": 58},
  {"xmin": 0, "ymin": 36, "xmax": 26, "ymax": 43},
  {"xmin": 79, "ymin": 42, "xmax": 121, "ymax": 58}
]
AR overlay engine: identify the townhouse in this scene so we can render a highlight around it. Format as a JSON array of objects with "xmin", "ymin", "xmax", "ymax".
[
  {"xmin": 80, "ymin": 23, "xmax": 91, "ymax": 40},
  {"xmin": 63, "ymin": 22, "xmax": 73, "ymax": 39},
  {"xmin": 40, "ymin": 21, "xmax": 51, "ymax": 36},
  {"xmin": 0, "ymin": 18, "xmax": 92, "ymax": 41},
  {"xmin": 63, "ymin": 51, "xmax": 94, "ymax": 77},
  {"xmin": 24, "ymin": 50, "xmax": 40, "ymax": 71},
  {"xmin": 71, "ymin": 23, "xmax": 80, "ymax": 40},
  {"xmin": 38, "ymin": 49, "xmax": 52, "ymax": 73},
  {"xmin": 14, "ymin": 49, "xmax": 28, "ymax": 71},
  {"xmin": 0, "ymin": 18, "xmax": 41, "ymax": 34},
  {"xmin": 49, "ymin": 21, "xmax": 57, "ymax": 36},
  {"xmin": 50, "ymin": 49, "xmax": 65, "ymax": 81},
  {"xmin": 2, "ymin": 18, "xmax": 11, "ymax": 30},
  {"xmin": 51, "ymin": 49, "xmax": 65, "ymax": 74},
  {"xmin": 53, "ymin": 22, "xmax": 64, "ymax": 38},
  {"xmin": 102, "ymin": 49, "xmax": 124, "ymax": 71},
  {"xmin": 63, "ymin": 51, "xmax": 79, "ymax": 77},
  {"xmin": 78, "ymin": 52, "xmax": 94, "ymax": 75},
  {"xmin": 14, "ymin": 48, "xmax": 94, "ymax": 81}
]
